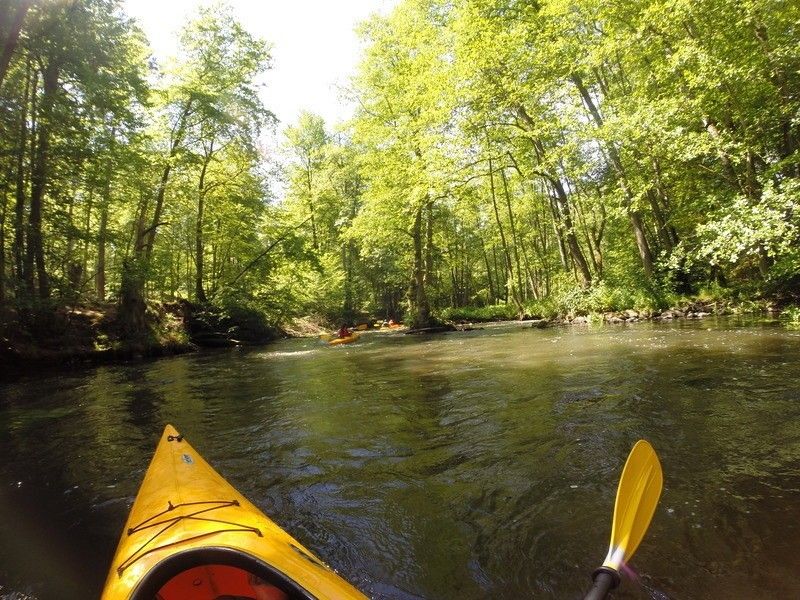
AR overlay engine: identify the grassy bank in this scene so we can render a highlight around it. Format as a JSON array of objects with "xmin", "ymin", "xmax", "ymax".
[{"xmin": 438, "ymin": 283, "xmax": 799, "ymax": 327}]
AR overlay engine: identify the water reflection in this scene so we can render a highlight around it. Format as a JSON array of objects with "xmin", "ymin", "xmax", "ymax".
[{"xmin": 0, "ymin": 320, "xmax": 799, "ymax": 599}]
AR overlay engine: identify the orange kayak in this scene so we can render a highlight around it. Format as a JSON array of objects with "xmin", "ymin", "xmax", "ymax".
[{"xmin": 101, "ymin": 425, "xmax": 367, "ymax": 600}]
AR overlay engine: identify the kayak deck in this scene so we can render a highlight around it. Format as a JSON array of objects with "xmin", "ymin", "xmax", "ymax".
[{"xmin": 102, "ymin": 425, "xmax": 367, "ymax": 600}]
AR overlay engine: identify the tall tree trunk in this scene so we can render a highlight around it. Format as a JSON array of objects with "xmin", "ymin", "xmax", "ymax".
[
  {"xmin": 491, "ymin": 244, "xmax": 506, "ymax": 302},
  {"xmin": 121, "ymin": 101, "xmax": 191, "ymax": 335},
  {"xmin": 195, "ymin": 144, "xmax": 212, "ymax": 303},
  {"xmin": 549, "ymin": 200, "xmax": 569, "ymax": 271},
  {"xmin": 573, "ymin": 192, "xmax": 600, "ymax": 275},
  {"xmin": 143, "ymin": 164, "xmax": 172, "ymax": 262},
  {"xmin": 411, "ymin": 202, "xmax": 430, "ymax": 328},
  {"xmin": 652, "ymin": 159, "xmax": 679, "ymax": 248},
  {"xmin": 143, "ymin": 101, "xmax": 192, "ymax": 261},
  {"xmin": 488, "ymin": 155, "xmax": 524, "ymax": 316},
  {"xmin": 511, "ymin": 114, "xmax": 592, "ymax": 285},
  {"xmin": 96, "ymin": 201, "xmax": 108, "ymax": 301},
  {"xmin": 547, "ymin": 176, "xmax": 593, "ymax": 287},
  {"xmin": 0, "ymin": 0, "xmax": 33, "ymax": 90},
  {"xmin": 500, "ymin": 168, "xmax": 525, "ymax": 302},
  {"xmin": 13, "ymin": 58, "xmax": 31, "ymax": 286},
  {"xmin": 645, "ymin": 189, "xmax": 673, "ymax": 252},
  {"xmin": 27, "ymin": 61, "xmax": 57, "ymax": 300},
  {"xmin": 425, "ymin": 200, "xmax": 435, "ymax": 296},
  {"xmin": 81, "ymin": 186, "xmax": 93, "ymax": 281},
  {"xmin": 306, "ymin": 165, "xmax": 318, "ymax": 250},
  {"xmin": 0, "ymin": 185, "xmax": 8, "ymax": 303},
  {"xmin": 572, "ymin": 75, "xmax": 654, "ymax": 276},
  {"xmin": 482, "ymin": 242, "xmax": 496, "ymax": 304},
  {"xmin": 96, "ymin": 129, "xmax": 114, "ymax": 301}
]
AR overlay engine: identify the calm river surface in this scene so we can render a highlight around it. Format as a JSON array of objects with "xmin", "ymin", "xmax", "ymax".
[{"xmin": 1, "ymin": 319, "xmax": 800, "ymax": 599}]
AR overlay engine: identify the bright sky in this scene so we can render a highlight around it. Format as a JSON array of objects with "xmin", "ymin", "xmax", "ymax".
[{"xmin": 123, "ymin": 0, "xmax": 398, "ymax": 128}]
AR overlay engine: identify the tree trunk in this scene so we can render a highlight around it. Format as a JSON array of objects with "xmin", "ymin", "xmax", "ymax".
[
  {"xmin": 548, "ymin": 177, "xmax": 593, "ymax": 287},
  {"xmin": 0, "ymin": 185, "xmax": 7, "ymax": 303},
  {"xmin": 491, "ymin": 244, "xmax": 506, "ymax": 302},
  {"xmin": 500, "ymin": 168, "xmax": 525, "ymax": 302},
  {"xmin": 96, "ymin": 201, "xmax": 107, "ymax": 301},
  {"xmin": 425, "ymin": 200, "xmax": 435, "ymax": 295},
  {"xmin": 411, "ymin": 202, "xmax": 430, "ymax": 328},
  {"xmin": 488, "ymin": 155, "xmax": 524, "ymax": 316},
  {"xmin": 481, "ymin": 243, "xmax": 496, "ymax": 304},
  {"xmin": 143, "ymin": 100, "xmax": 192, "ymax": 261},
  {"xmin": 96, "ymin": 129, "xmax": 114, "ymax": 301},
  {"xmin": 13, "ymin": 58, "xmax": 31, "ymax": 286},
  {"xmin": 512, "ymin": 111, "xmax": 592, "ymax": 285},
  {"xmin": 119, "ymin": 259, "xmax": 147, "ymax": 337},
  {"xmin": 27, "ymin": 60, "xmax": 57, "ymax": 300},
  {"xmin": 195, "ymin": 145, "xmax": 212, "ymax": 303},
  {"xmin": 121, "ymin": 101, "xmax": 192, "ymax": 334},
  {"xmin": 306, "ymin": 165, "xmax": 318, "ymax": 250},
  {"xmin": 0, "ymin": 0, "xmax": 33, "ymax": 90},
  {"xmin": 572, "ymin": 74, "xmax": 655, "ymax": 276},
  {"xmin": 81, "ymin": 186, "xmax": 93, "ymax": 282},
  {"xmin": 629, "ymin": 211, "xmax": 654, "ymax": 277}
]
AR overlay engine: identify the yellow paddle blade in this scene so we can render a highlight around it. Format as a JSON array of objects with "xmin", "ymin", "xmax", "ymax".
[
  {"xmin": 602, "ymin": 440, "xmax": 663, "ymax": 571},
  {"xmin": 319, "ymin": 333, "xmax": 333, "ymax": 341}
]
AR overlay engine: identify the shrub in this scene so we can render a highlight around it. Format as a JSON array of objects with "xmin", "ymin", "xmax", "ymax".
[{"xmin": 439, "ymin": 304, "xmax": 519, "ymax": 322}]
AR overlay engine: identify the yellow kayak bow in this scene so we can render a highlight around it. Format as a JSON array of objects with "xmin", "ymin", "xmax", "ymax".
[{"xmin": 101, "ymin": 425, "xmax": 368, "ymax": 600}]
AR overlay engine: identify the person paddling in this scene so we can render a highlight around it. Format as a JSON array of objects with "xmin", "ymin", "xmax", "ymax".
[{"xmin": 337, "ymin": 324, "xmax": 351, "ymax": 339}]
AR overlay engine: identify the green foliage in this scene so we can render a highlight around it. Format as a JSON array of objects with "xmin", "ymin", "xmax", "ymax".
[
  {"xmin": 530, "ymin": 278, "xmax": 668, "ymax": 317},
  {"xmin": 438, "ymin": 304, "xmax": 518, "ymax": 322},
  {"xmin": 2, "ymin": 0, "xmax": 799, "ymax": 339},
  {"xmin": 696, "ymin": 180, "xmax": 800, "ymax": 274},
  {"xmin": 191, "ymin": 299, "xmax": 276, "ymax": 342},
  {"xmin": 781, "ymin": 307, "xmax": 800, "ymax": 329}
]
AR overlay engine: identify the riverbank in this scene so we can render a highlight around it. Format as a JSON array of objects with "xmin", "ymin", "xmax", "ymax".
[
  {"xmin": 534, "ymin": 299, "xmax": 787, "ymax": 328},
  {"xmin": 447, "ymin": 298, "xmax": 800, "ymax": 330},
  {"xmin": 0, "ymin": 302, "xmax": 193, "ymax": 369},
  {"xmin": 0, "ymin": 300, "xmax": 284, "ymax": 371},
  {"xmin": 2, "ymin": 297, "xmax": 798, "ymax": 371}
]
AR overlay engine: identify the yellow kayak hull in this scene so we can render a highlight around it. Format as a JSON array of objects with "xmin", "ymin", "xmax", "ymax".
[
  {"xmin": 328, "ymin": 333, "xmax": 360, "ymax": 346},
  {"xmin": 101, "ymin": 425, "xmax": 368, "ymax": 600}
]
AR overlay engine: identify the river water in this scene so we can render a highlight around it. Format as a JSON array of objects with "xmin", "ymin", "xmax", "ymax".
[{"xmin": 1, "ymin": 319, "xmax": 799, "ymax": 599}]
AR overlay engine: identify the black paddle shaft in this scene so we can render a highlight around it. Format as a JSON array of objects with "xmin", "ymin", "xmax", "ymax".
[{"xmin": 583, "ymin": 567, "xmax": 620, "ymax": 600}]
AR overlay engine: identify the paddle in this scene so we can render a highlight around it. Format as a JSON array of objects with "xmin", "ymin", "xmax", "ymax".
[{"xmin": 584, "ymin": 440, "xmax": 663, "ymax": 600}]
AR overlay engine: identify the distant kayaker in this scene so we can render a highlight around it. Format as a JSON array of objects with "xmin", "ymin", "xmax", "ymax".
[{"xmin": 337, "ymin": 324, "xmax": 351, "ymax": 338}]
